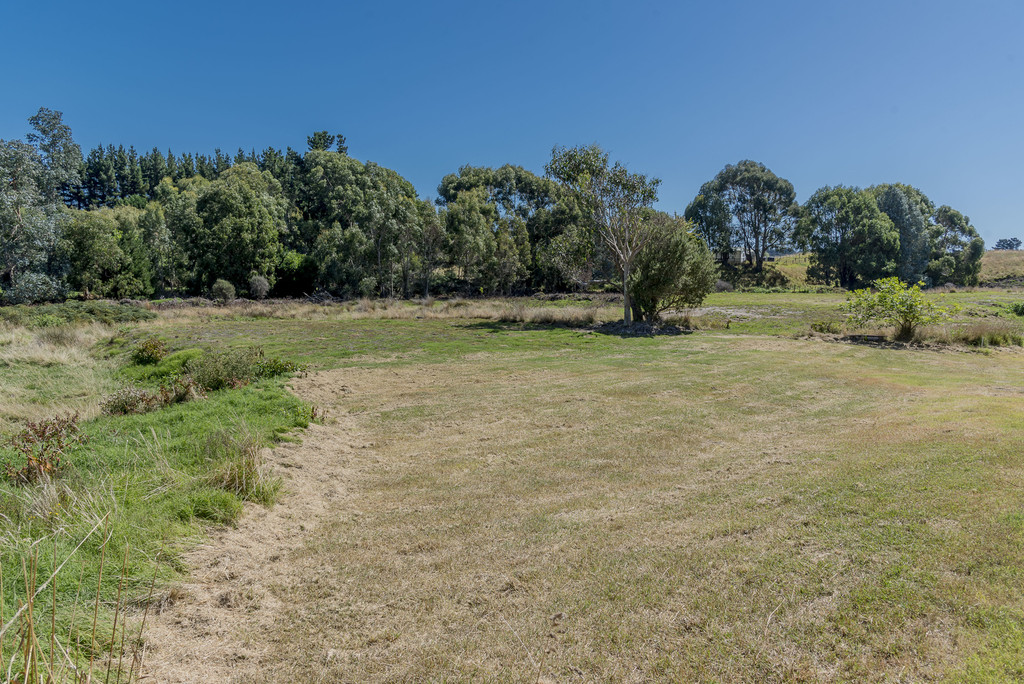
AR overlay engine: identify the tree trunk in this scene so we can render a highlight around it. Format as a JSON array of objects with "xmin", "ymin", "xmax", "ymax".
[{"xmin": 622, "ymin": 263, "xmax": 632, "ymax": 325}]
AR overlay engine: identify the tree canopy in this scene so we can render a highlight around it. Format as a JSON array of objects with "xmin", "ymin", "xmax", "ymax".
[{"xmin": 685, "ymin": 161, "xmax": 797, "ymax": 271}]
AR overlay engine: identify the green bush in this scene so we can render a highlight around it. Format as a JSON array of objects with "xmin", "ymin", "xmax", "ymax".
[
  {"xmin": 843, "ymin": 277, "xmax": 956, "ymax": 341},
  {"xmin": 628, "ymin": 218, "xmax": 718, "ymax": 323},
  {"xmin": 183, "ymin": 346, "xmax": 304, "ymax": 392},
  {"xmin": 248, "ymin": 275, "xmax": 270, "ymax": 300},
  {"xmin": 211, "ymin": 279, "xmax": 236, "ymax": 303},
  {"xmin": 131, "ymin": 336, "xmax": 168, "ymax": 364},
  {"xmin": 1008, "ymin": 302, "xmax": 1024, "ymax": 317},
  {"xmin": 811, "ymin": 320, "xmax": 843, "ymax": 334}
]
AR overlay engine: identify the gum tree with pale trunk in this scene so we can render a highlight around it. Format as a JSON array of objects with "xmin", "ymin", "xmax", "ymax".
[{"xmin": 546, "ymin": 144, "xmax": 659, "ymax": 325}]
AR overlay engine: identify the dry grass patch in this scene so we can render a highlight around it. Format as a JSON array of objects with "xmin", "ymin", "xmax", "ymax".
[
  {"xmin": 0, "ymin": 323, "xmax": 117, "ymax": 431},
  {"xmin": 190, "ymin": 336, "xmax": 1024, "ymax": 682}
]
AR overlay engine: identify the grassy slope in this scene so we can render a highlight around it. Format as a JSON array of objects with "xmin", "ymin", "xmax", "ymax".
[
  {"xmin": 981, "ymin": 249, "xmax": 1024, "ymax": 284},
  {"xmin": 137, "ymin": 306, "xmax": 1024, "ymax": 681}
]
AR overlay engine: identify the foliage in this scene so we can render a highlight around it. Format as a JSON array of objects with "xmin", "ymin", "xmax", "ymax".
[
  {"xmin": 0, "ymin": 109, "xmax": 81, "ymax": 304},
  {"xmin": 183, "ymin": 163, "xmax": 285, "ymax": 291},
  {"xmin": 131, "ymin": 336, "xmax": 168, "ymax": 364},
  {"xmin": 211, "ymin": 278, "xmax": 236, "ymax": 303},
  {"xmin": 843, "ymin": 277, "xmax": 955, "ymax": 341},
  {"xmin": 1008, "ymin": 302, "xmax": 1024, "ymax": 316},
  {"xmin": 686, "ymin": 160, "xmax": 797, "ymax": 272},
  {"xmin": 926, "ymin": 205, "xmax": 984, "ymax": 286},
  {"xmin": 249, "ymin": 274, "xmax": 270, "ymax": 299},
  {"xmin": 437, "ymin": 164, "xmax": 573, "ymax": 291},
  {"xmin": 627, "ymin": 213, "xmax": 718, "ymax": 322},
  {"xmin": 994, "ymin": 238, "xmax": 1021, "ymax": 250},
  {"xmin": 546, "ymin": 144, "xmax": 660, "ymax": 324},
  {"xmin": 3, "ymin": 413, "xmax": 86, "ymax": 484},
  {"xmin": 797, "ymin": 186, "xmax": 899, "ymax": 288},
  {"xmin": 873, "ymin": 185, "xmax": 931, "ymax": 285}
]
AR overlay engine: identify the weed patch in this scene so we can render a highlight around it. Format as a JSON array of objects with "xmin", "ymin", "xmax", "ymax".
[{"xmin": 3, "ymin": 413, "xmax": 87, "ymax": 484}]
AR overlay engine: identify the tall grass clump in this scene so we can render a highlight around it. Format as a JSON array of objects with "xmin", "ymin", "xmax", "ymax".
[
  {"xmin": 204, "ymin": 427, "xmax": 281, "ymax": 505},
  {"xmin": 918, "ymin": 319, "xmax": 1024, "ymax": 347},
  {"xmin": 34, "ymin": 326, "xmax": 81, "ymax": 348}
]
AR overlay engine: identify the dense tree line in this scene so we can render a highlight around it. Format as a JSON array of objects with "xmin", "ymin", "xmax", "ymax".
[{"xmin": 1, "ymin": 108, "xmax": 986, "ymax": 314}]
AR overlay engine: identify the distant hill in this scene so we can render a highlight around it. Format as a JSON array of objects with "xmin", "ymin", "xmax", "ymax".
[{"xmin": 980, "ymin": 250, "xmax": 1024, "ymax": 286}]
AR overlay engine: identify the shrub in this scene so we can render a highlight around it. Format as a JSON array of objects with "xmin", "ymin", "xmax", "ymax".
[
  {"xmin": 183, "ymin": 346, "xmax": 304, "ymax": 391},
  {"xmin": 811, "ymin": 320, "xmax": 843, "ymax": 334},
  {"xmin": 100, "ymin": 386, "xmax": 161, "ymax": 416},
  {"xmin": 714, "ymin": 279, "xmax": 734, "ymax": 292},
  {"xmin": 843, "ymin": 277, "xmax": 956, "ymax": 341},
  {"xmin": 211, "ymin": 279, "xmax": 236, "ymax": 303},
  {"xmin": 1008, "ymin": 302, "xmax": 1024, "ymax": 317},
  {"xmin": 157, "ymin": 375, "xmax": 207, "ymax": 405},
  {"xmin": 3, "ymin": 414, "xmax": 87, "ymax": 484},
  {"xmin": 131, "ymin": 336, "xmax": 168, "ymax": 365},
  {"xmin": 629, "ymin": 220, "xmax": 719, "ymax": 322},
  {"xmin": 248, "ymin": 275, "xmax": 270, "ymax": 300},
  {"xmin": 101, "ymin": 376, "xmax": 206, "ymax": 416}
]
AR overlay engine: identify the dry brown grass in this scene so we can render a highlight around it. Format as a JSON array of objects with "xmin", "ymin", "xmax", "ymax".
[
  {"xmin": 149, "ymin": 297, "xmax": 619, "ymax": 328},
  {"xmin": 980, "ymin": 248, "xmax": 1024, "ymax": 283},
  {"xmin": 0, "ymin": 323, "xmax": 117, "ymax": 432},
  {"xmin": 143, "ymin": 333, "xmax": 1024, "ymax": 682}
]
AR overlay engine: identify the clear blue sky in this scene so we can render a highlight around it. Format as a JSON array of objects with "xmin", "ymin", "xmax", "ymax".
[{"xmin": 3, "ymin": 0, "xmax": 1022, "ymax": 243}]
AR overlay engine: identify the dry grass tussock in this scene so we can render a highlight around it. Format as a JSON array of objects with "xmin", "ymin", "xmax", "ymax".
[{"xmin": 0, "ymin": 323, "xmax": 110, "ymax": 367}]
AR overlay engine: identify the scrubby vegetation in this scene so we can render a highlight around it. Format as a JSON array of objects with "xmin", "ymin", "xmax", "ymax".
[
  {"xmin": 0, "ymin": 311, "xmax": 314, "ymax": 679},
  {"xmin": 844, "ymin": 277, "xmax": 956, "ymax": 341}
]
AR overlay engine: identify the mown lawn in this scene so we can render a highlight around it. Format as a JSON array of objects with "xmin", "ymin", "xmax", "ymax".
[
  {"xmin": 147, "ymin": 304, "xmax": 1024, "ymax": 681},
  {"xmin": 1, "ymin": 293, "xmax": 1024, "ymax": 681}
]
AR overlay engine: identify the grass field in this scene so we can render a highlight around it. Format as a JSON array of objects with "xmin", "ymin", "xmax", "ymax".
[{"xmin": 2, "ymin": 291, "xmax": 1024, "ymax": 681}]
